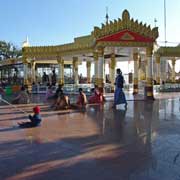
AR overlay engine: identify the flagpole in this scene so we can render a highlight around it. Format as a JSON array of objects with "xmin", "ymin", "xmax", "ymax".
[{"xmin": 164, "ymin": 0, "xmax": 167, "ymax": 46}]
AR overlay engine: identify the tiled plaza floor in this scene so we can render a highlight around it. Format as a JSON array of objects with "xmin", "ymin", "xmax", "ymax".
[{"xmin": 0, "ymin": 93, "xmax": 180, "ymax": 180}]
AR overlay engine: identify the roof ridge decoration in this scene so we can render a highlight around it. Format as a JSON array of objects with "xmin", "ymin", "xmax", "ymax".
[
  {"xmin": 155, "ymin": 46, "xmax": 180, "ymax": 57},
  {"xmin": 93, "ymin": 9, "xmax": 159, "ymax": 41}
]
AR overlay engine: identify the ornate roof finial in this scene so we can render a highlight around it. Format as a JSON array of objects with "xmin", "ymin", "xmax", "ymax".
[
  {"xmin": 154, "ymin": 18, "xmax": 157, "ymax": 27},
  {"xmin": 22, "ymin": 36, "xmax": 30, "ymax": 47},
  {"xmin": 122, "ymin": 9, "xmax": 130, "ymax": 21},
  {"xmin": 105, "ymin": 6, "xmax": 109, "ymax": 24}
]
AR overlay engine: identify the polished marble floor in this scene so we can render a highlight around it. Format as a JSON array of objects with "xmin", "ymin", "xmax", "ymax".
[{"xmin": 0, "ymin": 93, "xmax": 180, "ymax": 180}]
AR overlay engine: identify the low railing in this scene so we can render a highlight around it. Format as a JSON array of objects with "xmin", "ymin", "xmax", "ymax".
[
  {"xmin": 31, "ymin": 84, "xmax": 95, "ymax": 95},
  {"xmin": 158, "ymin": 83, "xmax": 180, "ymax": 92},
  {"xmin": 31, "ymin": 83, "xmax": 116, "ymax": 94}
]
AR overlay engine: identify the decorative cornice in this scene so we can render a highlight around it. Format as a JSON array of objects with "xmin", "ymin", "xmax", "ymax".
[
  {"xmin": 93, "ymin": 9, "xmax": 158, "ymax": 41},
  {"xmin": 23, "ymin": 46, "xmax": 94, "ymax": 59},
  {"xmin": 0, "ymin": 58, "xmax": 22, "ymax": 65},
  {"xmin": 96, "ymin": 41, "xmax": 153, "ymax": 48},
  {"xmin": 155, "ymin": 46, "xmax": 180, "ymax": 57},
  {"xmin": 22, "ymin": 9, "xmax": 158, "ymax": 59}
]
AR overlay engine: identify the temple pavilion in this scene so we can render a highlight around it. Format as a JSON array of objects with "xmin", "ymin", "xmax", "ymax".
[{"xmin": 0, "ymin": 9, "xmax": 180, "ymax": 99}]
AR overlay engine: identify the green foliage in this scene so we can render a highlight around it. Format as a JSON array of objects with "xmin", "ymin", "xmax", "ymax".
[{"xmin": 0, "ymin": 41, "xmax": 22, "ymax": 60}]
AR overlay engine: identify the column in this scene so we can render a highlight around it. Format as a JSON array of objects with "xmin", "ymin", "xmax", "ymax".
[
  {"xmin": 86, "ymin": 61, "xmax": 91, "ymax": 83},
  {"xmin": 23, "ymin": 57, "xmax": 28, "ymax": 85},
  {"xmin": 109, "ymin": 53, "xmax": 116, "ymax": 92},
  {"xmin": 171, "ymin": 58, "xmax": 176, "ymax": 83},
  {"xmin": 145, "ymin": 46, "xmax": 154, "ymax": 100},
  {"xmin": 97, "ymin": 47, "xmax": 105, "ymax": 92},
  {"xmin": 73, "ymin": 57, "xmax": 78, "ymax": 85},
  {"xmin": 133, "ymin": 52, "xmax": 139, "ymax": 95},
  {"xmin": 155, "ymin": 55, "xmax": 160, "ymax": 84},
  {"xmin": 93, "ymin": 52, "xmax": 98, "ymax": 85},
  {"xmin": 57, "ymin": 56, "xmax": 64, "ymax": 85},
  {"xmin": 31, "ymin": 61, "xmax": 36, "ymax": 83}
]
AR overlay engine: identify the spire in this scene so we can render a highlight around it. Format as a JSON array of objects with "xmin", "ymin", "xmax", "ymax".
[
  {"xmin": 26, "ymin": 36, "xmax": 29, "ymax": 43},
  {"xmin": 154, "ymin": 18, "xmax": 157, "ymax": 27},
  {"xmin": 22, "ymin": 36, "xmax": 30, "ymax": 47},
  {"xmin": 105, "ymin": 6, "xmax": 109, "ymax": 24}
]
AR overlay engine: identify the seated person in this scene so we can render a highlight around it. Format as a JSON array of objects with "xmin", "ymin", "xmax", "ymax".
[
  {"xmin": 54, "ymin": 84, "xmax": 63, "ymax": 98},
  {"xmin": 18, "ymin": 106, "xmax": 42, "ymax": 128},
  {"xmin": 53, "ymin": 90, "xmax": 70, "ymax": 110},
  {"xmin": 49, "ymin": 84, "xmax": 63, "ymax": 107},
  {"xmin": 12, "ymin": 86, "xmax": 30, "ymax": 104},
  {"xmin": 88, "ymin": 86, "xmax": 103, "ymax": 104},
  {"xmin": 71, "ymin": 88, "xmax": 87, "ymax": 109},
  {"xmin": 45, "ymin": 85, "xmax": 54, "ymax": 102}
]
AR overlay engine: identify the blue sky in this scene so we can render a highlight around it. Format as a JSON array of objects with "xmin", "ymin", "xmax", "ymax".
[{"xmin": 0, "ymin": 0, "xmax": 180, "ymax": 47}]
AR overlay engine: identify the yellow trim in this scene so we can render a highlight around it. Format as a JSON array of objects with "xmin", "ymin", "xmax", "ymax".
[
  {"xmin": 110, "ymin": 53, "xmax": 116, "ymax": 69},
  {"xmin": 96, "ymin": 41, "xmax": 153, "ymax": 48},
  {"xmin": 93, "ymin": 9, "xmax": 158, "ymax": 40},
  {"xmin": 133, "ymin": 89, "xmax": 138, "ymax": 93},
  {"xmin": 146, "ymin": 46, "xmax": 153, "ymax": 56},
  {"xmin": 24, "ymin": 79, "xmax": 28, "ymax": 85},
  {"xmin": 146, "ymin": 77, "xmax": 153, "ymax": 85},
  {"xmin": 96, "ymin": 78, "xmax": 104, "ymax": 87},
  {"xmin": 22, "ymin": 9, "xmax": 158, "ymax": 60},
  {"xmin": 156, "ymin": 56, "xmax": 160, "ymax": 64},
  {"xmin": 147, "ymin": 92, "xmax": 153, "ymax": 96},
  {"xmin": 86, "ymin": 61, "xmax": 91, "ymax": 68},
  {"xmin": 155, "ymin": 46, "xmax": 180, "ymax": 57},
  {"xmin": 133, "ymin": 78, "xmax": 138, "ymax": 84},
  {"xmin": 58, "ymin": 78, "xmax": 64, "ymax": 85},
  {"xmin": 171, "ymin": 58, "xmax": 176, "ymax": 66},
  {"xmin": 133, "ymin": 53, "xmax": 138, "ymax": 61},
  {"xmin": 93, "ymin": 52, "xmax": 98, "ymax": 61},
  {"xmin": 97, "ymin": 47, "xmax": 104, "ymax": 57},
  {"xmin": 156, "ymin": 77, "xmax": 160, "ymax": 84}
]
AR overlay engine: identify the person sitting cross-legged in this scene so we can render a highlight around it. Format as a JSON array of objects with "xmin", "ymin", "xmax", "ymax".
[
  {"xmin": 71, "ymin": 88, "xmax": 87, "ymax": 109},
  {"xmin": 12, "ymin": 86, "xmax": 30, "ymax": 104},
  {"xmin": 88, "ymin": 85, "xmax": 103, "ymax": 104},
  {"xmin": 53, "ymin": 90, "xmax": 70, "ymax": 110}
]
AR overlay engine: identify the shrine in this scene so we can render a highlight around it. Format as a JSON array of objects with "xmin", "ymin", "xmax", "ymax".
[{"xmin": 1, "ymin": 9, "xmax": 179, "ymax": 98}]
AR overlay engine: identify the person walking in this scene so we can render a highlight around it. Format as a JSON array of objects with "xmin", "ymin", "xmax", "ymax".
[{"xmin": 113, "ymin": 68, "xmax": 127, "ymax": 109}]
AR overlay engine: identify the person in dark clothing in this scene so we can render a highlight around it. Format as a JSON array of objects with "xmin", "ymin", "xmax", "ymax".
[
  {"xmin": 113, "ymin": 68, "xmax": 127, "ymax": 109},
  {"xmin": 51, "ymin": 70, "xmax": 57, "ymax": 86},
  {"xmin": 48, "ymin": 84, "xmax": 63, "ymax": 108},
  {"xmin": 42, "ymin": 72, "xmax": 49, "ymax": 85},
  {"xmin": 18, "ymin": 106, "xmax": 42, "ymax": 128},
  {"xmin": 55, "ymin": 84, "xmax": 63, "ymax": 98}
]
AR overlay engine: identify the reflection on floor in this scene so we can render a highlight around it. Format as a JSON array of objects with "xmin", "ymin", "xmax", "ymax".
[{"xmin": 0, "ymin": 94, "xmax": 180, "ymax": 180}]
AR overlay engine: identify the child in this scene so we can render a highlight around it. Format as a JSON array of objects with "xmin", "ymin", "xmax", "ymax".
[{"xmin": 18, "ymin": 106, "xmax": 42, "ymax": 128}]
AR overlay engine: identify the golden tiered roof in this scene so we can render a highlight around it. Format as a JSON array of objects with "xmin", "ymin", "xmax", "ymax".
[
  {"xmin": 156, "ymin": 46, "xmax": 180, "ymax": 57},
  {"xmin": 22, "ymin": 9, "xmax": 158, "ymax": 59},
  {"xmin": 93, "ymin": 9, "xmax": 158, "ymax": 41}
]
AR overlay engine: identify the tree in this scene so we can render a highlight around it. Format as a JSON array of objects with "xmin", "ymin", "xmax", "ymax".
[{"xmin": 0, "ymin": 40, "xmax": 22, "ymax": 60}]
